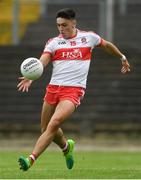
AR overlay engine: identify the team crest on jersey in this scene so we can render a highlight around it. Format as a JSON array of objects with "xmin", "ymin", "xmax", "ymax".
[
  {"xmin": 81, "ymin": 37, "xmax": 87, "ymax": 44},
  {"xmin": 62, "ymin": 48, "xmax": 82, "ymax": 59}
]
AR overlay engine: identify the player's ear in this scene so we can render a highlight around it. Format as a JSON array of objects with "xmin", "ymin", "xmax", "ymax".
[{"xmin": 72, "ymin": 19, "xmax": 77, "ymax": 28}]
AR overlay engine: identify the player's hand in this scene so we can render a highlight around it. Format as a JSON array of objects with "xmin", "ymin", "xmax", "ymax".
[
  {"xmin": 121, "ymin": 60, "xmax": 130, "ymax": 74},
  {"xmin": 17, "ymin": 77, "xmax": 33, "ymax": 92}
]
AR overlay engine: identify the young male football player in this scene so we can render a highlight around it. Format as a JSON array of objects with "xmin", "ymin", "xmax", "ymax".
[{"xmin": 17, "ymin": 8, "xmax": 130, "ymax": 171}]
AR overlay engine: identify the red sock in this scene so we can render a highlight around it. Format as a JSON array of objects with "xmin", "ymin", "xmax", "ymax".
[
  {"xmin": 29, "ymin": 153, "xmax": 37, "ymax": 165},
  {"xmin": 62, "ymin": 142, "xmax": 68, "ymax": 153}
]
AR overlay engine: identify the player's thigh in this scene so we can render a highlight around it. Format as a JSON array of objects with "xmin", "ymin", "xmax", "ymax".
[
  {"xmin": 50, "ymin": 100, "xmax": 76, "ymax": 125},
  {"xmin": 41, "ymin": 101, "xmax": 56, "ymax": 132}
]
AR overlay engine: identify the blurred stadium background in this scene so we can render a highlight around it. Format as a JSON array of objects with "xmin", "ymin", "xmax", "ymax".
[{"xmin": 0, "ymin": 0, "xmax": 141, "ymax": 149}]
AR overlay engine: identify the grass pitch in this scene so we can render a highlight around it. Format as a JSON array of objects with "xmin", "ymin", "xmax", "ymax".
[{"xmin": 0, "ymin": 150, "xmax": 141, "ymax": 179}]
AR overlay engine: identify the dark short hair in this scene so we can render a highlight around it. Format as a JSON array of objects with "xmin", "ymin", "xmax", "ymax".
[{"xmin": 56, "ymin": 8, "xmax": 76, "ymax": 20}]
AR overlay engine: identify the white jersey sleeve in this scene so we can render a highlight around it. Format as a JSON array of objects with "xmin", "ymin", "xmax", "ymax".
[
  {"xmin": 89, "ymin": 32, "xmax": 102, "ymax": 48},
  {"xmin": 43, "ymin": 38, "xmax": 55, "ymax": 55}
]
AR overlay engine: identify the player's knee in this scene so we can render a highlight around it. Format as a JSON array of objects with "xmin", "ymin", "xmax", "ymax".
[{"xmin": 48, "ymin": 117, "xmax": 61, "ymax": 131}]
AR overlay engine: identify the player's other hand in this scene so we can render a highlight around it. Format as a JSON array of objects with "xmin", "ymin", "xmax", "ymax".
[
  {"xmin": 17, "ymin": 77, "xmax": 33, "ymax": 92},
  {"xmin": 121, "ymin": 60, "xmax": 130, "ymax": 74}
]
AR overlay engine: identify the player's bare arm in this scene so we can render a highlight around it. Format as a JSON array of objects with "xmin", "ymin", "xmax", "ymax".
[
  {"xmin": 100, "ymin": 39, "xmax": 130, "ymax": 74},
  {"xmin": 17, "ymin": 53, "xmax": 51, "ymax": 92},
  {"xmin": 40, "ymin": 53, "xmax": 51, "ymax": 67}
]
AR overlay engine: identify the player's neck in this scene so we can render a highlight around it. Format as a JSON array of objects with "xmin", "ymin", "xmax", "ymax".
[
  {"xmin": 71, "ymin": 28, "xmax": 77, "ymax": 38},
  {"xmin": 66, "ymin": 28, "xmax": 77, "ymax": 39},
  {"xmin": 69, "ymin": 28, "xmax": 77, "ymax": 39}
]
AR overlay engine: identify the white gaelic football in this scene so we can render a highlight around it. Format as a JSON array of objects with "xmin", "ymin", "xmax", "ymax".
[{"xmin": 20, "ymin": 57, "xmax": 43, "ymax": 80}]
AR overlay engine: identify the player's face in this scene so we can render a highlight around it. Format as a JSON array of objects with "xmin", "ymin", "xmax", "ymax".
[{"xmin": 56, "ymin": 18, "xmax": 76, "ymax": 39}]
